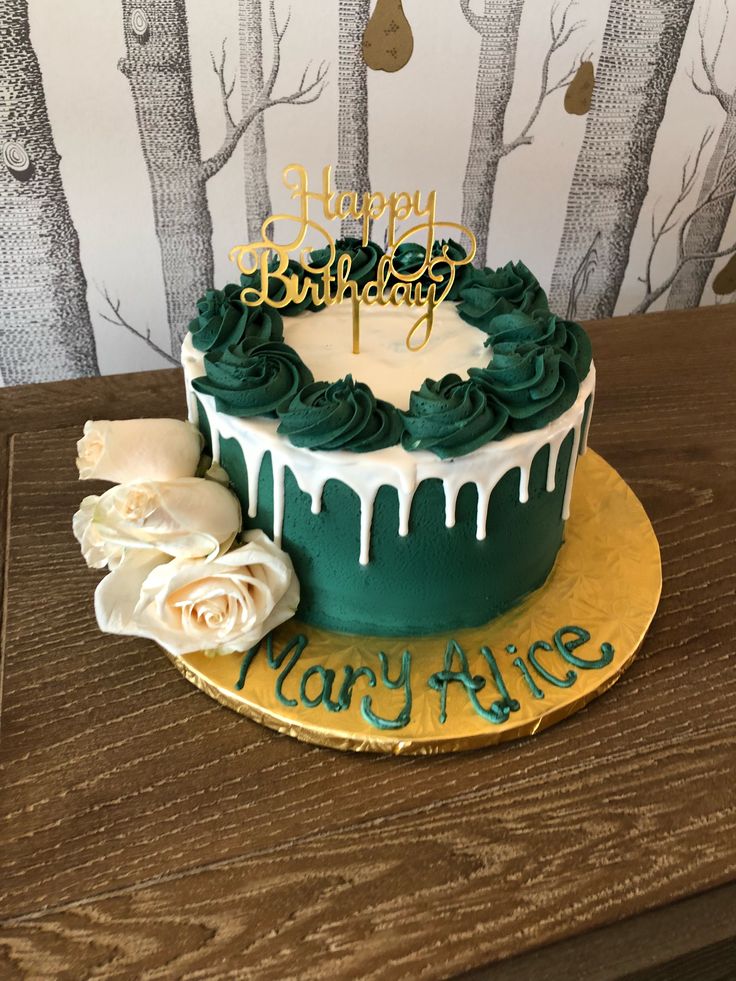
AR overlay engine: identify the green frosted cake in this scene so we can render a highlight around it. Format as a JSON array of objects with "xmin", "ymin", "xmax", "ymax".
[{"xmin": 182, "ymin": 243, "xmax": 595, "ymax": 637}]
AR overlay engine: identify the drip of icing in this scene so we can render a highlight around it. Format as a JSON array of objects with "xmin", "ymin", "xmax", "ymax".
[
  {"xmin": 561, "ymin": 423, "xmax": 582, "ymax": 521},
  {"xmin": 247, "ymin": 443, "xmax": 267, "ymax": 518},
  {"xmin": 398, "ymin": 490, "xmax": 412, "ymax": 537},
  {"xmin": 545, "ymin": 430, "xmax": 567, "ymax": 493},
  {"xmin": 310, "ymin": 486, "xmax": 323, "ymax": 515},
  {"xmin": 181, "ymin": 334, "xmax": 595, "ymax": 566},
  {"xmin": 581, "ymin": 387, "xmax": 595, "ymax": 453},
  {"xmin": 182, "ymin": 340, "xmax": 205, "ymax": 425},
  {"xmin": 209, "ymin": 414, "xmax": 221, "ymax": 466},
  {"xmin": 359, "ymin": 490, "xmax": 377, "ymax": 564},
  {"xmin": 475, "ymin": 483, "xmax": 492, "ymax": 541},
  {"xmin": 272, "ymin": 459, "xmax": 286, "ymax": 544},
  {"xmin": 444, "ymin": 482, "xmax": 461, "ymax": 529},
  {"xmin": 518, "ymin": 467, "xmax": 530, "ymax": 505}
]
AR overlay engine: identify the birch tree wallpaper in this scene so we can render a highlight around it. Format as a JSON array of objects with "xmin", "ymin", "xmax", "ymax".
[{"xmin": 2, "ymin": 0, "xmax": 735, "ymax": 386}]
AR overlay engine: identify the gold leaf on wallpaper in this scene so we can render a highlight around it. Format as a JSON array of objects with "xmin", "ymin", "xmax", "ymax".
[
  {"xmin": 362, "ymin": 0, "xmax": 414, "ymax": 73},
  {"xmin": 565, "ymin": 61, "xmax": 595, "ymax": 115},
  {"xmin": 712, "ymin": 253, "xmax": 736, "ymax": 295}
]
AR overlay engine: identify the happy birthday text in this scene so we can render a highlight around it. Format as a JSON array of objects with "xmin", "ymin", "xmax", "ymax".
[{"xmin": 228, "ymin": 164, "xmax": 477, "ymax": 352}]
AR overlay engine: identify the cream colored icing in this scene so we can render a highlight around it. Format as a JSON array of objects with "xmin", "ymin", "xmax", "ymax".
[
  {"xmin": 282, "ymin": 301, "xmax": 489, "ymax": 408},
  {"xmin": 181, "ymin": 334, "xmax": 595, "ymax": 567}
]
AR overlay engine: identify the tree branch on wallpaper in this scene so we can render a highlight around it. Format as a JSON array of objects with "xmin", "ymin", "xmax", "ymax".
[
  {"xmin": 667, "ymin": 0, "xmax": 736, "ymax": 308},
  {"xmin": 119, "ymin": 0, "xmax": 328, "ymax": 356},
  {"xmin": 98, "ymin": 286, "xmax": 180, "ymax": 367},
  {"xmin": 504, "ymin": 4, "xmax": 586, "ymax": 153},
  {"xmin": 201, "ymin": 3, "xmax": 328, "ymax": 181},
  {"xmin": 337, "ymin": 0, "xmax": 371, "ymax": 239},
  {"xmin": 460, "ymin": 0, "xmax": 586, "ymax": 266},
  {"xmin": 0, "ymin": 0, "xmax": 99, "ymax": 386},
  {"xmin": 632, "ymin": 128, "xmax": 736, "ymax": 314},
  {"xmin": 549, "ymin": 0, "xmax": 696, "ymax": 321}
]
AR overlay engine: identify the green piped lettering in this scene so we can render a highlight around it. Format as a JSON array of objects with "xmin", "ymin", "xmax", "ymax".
[
  {"xmin": 268, "ymin": 634, "xmax": 309, "ymax": 707},
  {"xmin": 428, "ymin": 640, "xmax": 509, "ymax": 725},
  {"xmin": 554, "ymin": 626, "xmax": 615, "ymax": 669},
  {"xmin": 527, "ymin": 640, "xmax": 577, "ymax": 688},
  {"xmin": 480, "ymin": 646, "xmax": 520, "ymax": 719},
  {"xmin": 300, "ymin": 665, "xmax": 338, "ymax": 709},
  {"xmin": 337, "ymin": 665, "xmax": 377, "ymax": 711},
  {"xmin": 361, "ymin": 650, "xmax": 412, "ymax": 730},
  {"xmin": 512, "ymin": 656, "xmax": 545, "ymax": 699}
]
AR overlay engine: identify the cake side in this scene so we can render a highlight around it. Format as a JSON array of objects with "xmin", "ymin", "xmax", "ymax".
[
  {"xmin": 182, "ymin": 247, "xmax": 595, "ymax": 636},
  {"xmin": 182, "ymin": 332, "xmax": 594, "ymax": 635}
]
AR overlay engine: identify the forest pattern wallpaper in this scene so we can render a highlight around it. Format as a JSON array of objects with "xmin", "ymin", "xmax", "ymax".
[{"xmin": 1, "ymin": 0, "xmax": 735, "ymax": 386}]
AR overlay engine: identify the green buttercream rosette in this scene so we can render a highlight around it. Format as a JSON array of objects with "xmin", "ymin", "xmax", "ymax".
[
  {"xmin": 400, "ymin": 374, "xmax": 509, "ymax": 459},
  {"xmin": 482, "ymin": 311, "xmax": 592, "ymax": 381},
  {"xmin": 188, "ymin": 284, "xmax": 284, "ymax": 353},
  {"xmin": 389, "ymin": 238, "xmax": 470, "ymax": 301},
  {"xmin": 457, "ymin": 260, "xmax": 549, "ymax": 329},
  {"xmin": 192, "ymin": 339, "xmax": 313, "ymax": 417},
  {"xmin": 390, "ymin": 241, "xmax": 425, "ymax": 278},
  {"xmin": 480, "ymin": 309, "xmax": 566, "ymax": 349},
  {"xmin": 554, "ymin": 315, "xmax": 592, "ymax": 380},
  {"xmin": 309, "ymin": 237, "xmax": 384, "ymax": 289},
  {"xmin": 469, "ymin": 342, "xmax": 580, "ymax": 432},
  {"xmin": 277, "ymin": 375, "xmax": 402, "ymax": 452}
]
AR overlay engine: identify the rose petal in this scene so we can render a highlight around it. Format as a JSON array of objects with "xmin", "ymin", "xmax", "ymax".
[
  {"xmin": 76, "ymin": 419, "xmax": 203, "ymax": 484},
  {"xmin": 94, "ymin": 551, "xmax": 171, "ymax": 639},
  {"xmin": 85, "ymin": 478, "xmax": 241, "ymax": 562}
]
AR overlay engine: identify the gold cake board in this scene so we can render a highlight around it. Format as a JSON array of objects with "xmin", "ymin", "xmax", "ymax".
[{"xmin": 166, "ymin": 451, "xmax": 662, "ymax": 754}]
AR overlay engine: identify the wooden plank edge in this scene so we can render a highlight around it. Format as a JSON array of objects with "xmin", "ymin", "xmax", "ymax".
[
  {"xmin": 0, "ymin": 433, "xmax": 15, "ymax": 735},
  {"xmin": 458, "ymin": 880, "xmax": 736, "ymax": 981}
]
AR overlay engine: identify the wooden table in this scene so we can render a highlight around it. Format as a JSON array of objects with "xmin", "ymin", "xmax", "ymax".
[{"xmin": 1, "ymin": 306, "xmax": 735, "ymax": 980}]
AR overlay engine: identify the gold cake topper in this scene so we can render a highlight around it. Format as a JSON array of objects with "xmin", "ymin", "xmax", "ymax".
[{"xmin": 229, "ymin": 164, "xmax": 477, "ymax": 354}]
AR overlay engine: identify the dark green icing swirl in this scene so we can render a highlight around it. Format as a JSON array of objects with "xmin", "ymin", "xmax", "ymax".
[
  {"xmin": 390, "ymin": 238, "xmax": 470, "ymax": 300},
  {"xmin": 469, "ymin": 342, "xmax": 580, "ymax": 432},
  {"xmin": 390, "ymin": 241, "xmax": 425, "ymax": 278},
  {"xmin": 309, "ymin": 237, "xmax": 384, "ymax": 288},
  {"xmin": 555, "ymin": 315, "xmax": 592, "ymax": 379},
  {"xmin": 189, "ymin": 284, "xmax": 284, "ymax": 353},
  {"xmin": 481, "ymin": 310, "xmax": 593, "ymax": 380},
  {"xmin": 192, "ymin": 340, "xmax": 313, "ymax": 417},
  {"xmin": 277, "ymin": 375, "xmax": 402, "ymax": 452},
  {"xmin": 400, "ymin": 374, "xmax": 509, "ymax": 458},
  {"xmin": 457, "ymin": 261, "xmax": 549, "ymax": 329},
  {"xmin": 480, "ymin": 309, "xmax": 565, "ymax": 348}
]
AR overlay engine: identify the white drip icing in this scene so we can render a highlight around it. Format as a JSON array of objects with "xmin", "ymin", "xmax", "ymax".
[
  {"xmin": 444, "ymin": 483, "xmax": 461, "ymax": 529},
  {"xmin": 562, "ymin": 422, "xmax": 582, "ymax": 520},
  {"xmin": 182, "ymin": 341, "xmax": 205, "ymax": 425},
  {"xmin": 272, "ymin": 459, "xmax": 286, "ymax": 542},
  {"xmin": 581, "ymin": 383, "xmax": 595, "ymax": 453},
  {"xmin": 475, "ymin": 483, "xmax": 492, "ymax": 541},
  {"xmin": 518, "ymin": 467, "xmax": 530, "ymax": 505},
  {"xmin": 545, "ymin": 430, "xmax": 566, "ymax": 492},
  {"xmin": 182, "ymin": 334, "xmax": 595, "ymax": 566}
]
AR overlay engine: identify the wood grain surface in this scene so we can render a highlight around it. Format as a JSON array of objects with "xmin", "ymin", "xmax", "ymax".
[{"xmin": 1, "ymin": 305, "xmax": 735, "ymax": 979}]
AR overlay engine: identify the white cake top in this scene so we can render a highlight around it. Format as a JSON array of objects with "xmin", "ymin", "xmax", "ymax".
[{"xmin": 282, "ymin": 301, "xmax": 489, "ymax": 408}]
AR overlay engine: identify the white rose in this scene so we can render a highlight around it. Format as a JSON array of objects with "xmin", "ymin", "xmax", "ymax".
[
  {"xmin": 73, "ymin": 478, "xmax": 241, "ymax": 568},
  {"xmin": 76, "ymin": 418, "xmax": 203, "ymax": 483},
  {"xmin": 95, "ymin": 530, "xmax": 299, "ymax": 656},
  {"xmin": 73, "ymin": 495, "xmax": 126, "ymax": 569}
]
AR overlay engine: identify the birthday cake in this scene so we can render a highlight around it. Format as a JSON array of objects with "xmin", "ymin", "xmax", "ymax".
[
  {"xmin": 73, "ymin": 166, "xmax": 594, "ymax": 658},
  {"xmin": 181, "ymin": 236, "xmax": 594, "ymax": 636}
]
